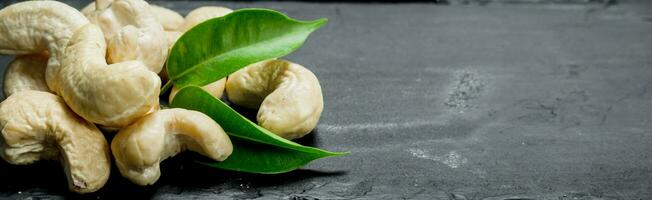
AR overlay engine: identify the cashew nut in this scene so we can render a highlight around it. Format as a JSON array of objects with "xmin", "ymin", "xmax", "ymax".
[
  {"xmin": 83, "ymin": 2, "xmax": 184, "ymax": 32},
  {"xmin": 84, "ymin": 0, "xmax": 168, "ymax": 73},
  {"xmin": 169, "ymin": 78, "xmax": 226, "ymax": 102},
  {"xmin": 151, "ymin": 5, "xmax": 185, "ymax": 31},
  {"xmin": 112, "ymin": 108, "xmax": 232, "ymax": 185},
  {"xmin": 177, "ymin": 6, "xmax": 233, "ymax": 32},
  {"xmin": 0, "ymin": 1, "xmax": 161, "ymax": 129},
  {"xmin": 0, "ymin": 1, "xmax": 89, "ymax": 93},
  {"xmin": 3, "ymin": 54, "xmax": 51, "ymax": 97},
  {"xmin": 0, "ymin": 91, "xmax": 111, "ymax": 193},
  {"xmin": 60, "ymin": 24, "xmax": 161, "ymax": 129},
  {"xmin": 225, "ymin": 59, "xmax": 324, "ymax": 140}
]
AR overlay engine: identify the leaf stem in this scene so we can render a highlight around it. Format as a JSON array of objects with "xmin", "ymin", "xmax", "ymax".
[{"xmin": 161, "ymin": 80, "xmax": 173, "ymax": 94}]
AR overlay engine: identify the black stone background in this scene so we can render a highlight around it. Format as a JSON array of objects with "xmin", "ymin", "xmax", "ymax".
[{"xmin": 1, "ymin": 0, "xmax": 652, "ymax": 199}]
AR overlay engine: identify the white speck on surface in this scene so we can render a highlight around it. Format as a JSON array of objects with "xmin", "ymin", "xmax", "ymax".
[
  {"xmin": 469, "ymin": 168, "xmax": 487, "ymax": 179},
  {"xmin": 407, "ymin": 149, "xmax": 468, "ymax": 169},
  {"xmin": 408, "ymin": 148, "xmax": 430, "ymax": 159},
  {"xmin": 319, "ymin": 119, "xmax": 445, "ymax": 133}
]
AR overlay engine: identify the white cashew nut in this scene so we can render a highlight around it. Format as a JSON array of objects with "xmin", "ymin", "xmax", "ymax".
[
  {"xmin": 88, "ymin": 2, "xmax": 182, "ymax": 82},
  {"xmin": 84, "ymin": 0, "xmax": 169, "ymax": 73},
  {"xmin": 226, "ymin": 59, "xmax": 324, "ymax": 140},
  {"xmin": 150, "ymin": 5, "xmax": 185, "ymax": 31},
  {"xmin": 0, "ymin": 1, "xmax": 89, "ymax": 93},
  {"xmin": 112, "ymin": 108, "xmax": 233, "ymax": 186},
  {"xmin": 83, "ymin": 2, "xmax": 185, "ymax": 32},
  {"xmin": 60, "ymin": 24, "xmax": 161, "ymax": 129},
  {"xmin": 0, "ymin": 91, "xmax": 111, "ymax": 193},
  {"xmin": 0, "ymin": 1, "xmax": 161, "ymax": 129},
  {"xmin": 169, "ymin": 78, "xmax": 226, "ymax": 102},
  {"xmin": 3, "ymin": 54, "xmax": 51, "ymax": 97}
]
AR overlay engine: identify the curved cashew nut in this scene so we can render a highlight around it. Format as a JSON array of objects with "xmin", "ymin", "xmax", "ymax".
[
  {"xmin": 0, "ymin": 1, "xmax": 161, "ymax": 129},
  {"xmin": 3, "ymin": 54, "xmax": 51, "ymax": 97},
  {"xmin": 83, "ymin": 2, "xmax": 184, "ymax": 32},
  {"xmin": 84, "ymin": 1, "xmax": 181, "ymax": 82},
  {"xmin": 0, "ymin": 91, "xmax": 111, "ymax": 193},
  {"xmin": 84, "ymin": 0, "xmax": 168, "ymax": 73},
  {"xmin": 177, "ymin": 6, "xmax": 233, "ymax": 32},
  {"xmin": 60, "ymin": 24, "xmax": 161, "ymax": 129},
  {"xmin": 226, "ymin": 59, "xmax": 324, "ymax": 140},
  {"xmin": 0, "ymin": 1, "xmax": 89, "ymax": 93},
  {"xmin": 112, "ymin": 108, "xmax": 232, "ymax": 185}
]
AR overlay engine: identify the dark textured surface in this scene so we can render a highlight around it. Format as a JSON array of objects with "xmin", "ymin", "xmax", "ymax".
[{"xmin": 1, "ymin": 0, "xmax": 652, "ymax": 199}]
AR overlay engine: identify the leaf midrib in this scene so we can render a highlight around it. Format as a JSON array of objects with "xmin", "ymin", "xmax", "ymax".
[
  {"xmin": 174, "ymin": 87, "xmax": 340, "ymax": 156},
  {"xmin": 168, "ymin": 20, "xmax": 323, "ymax": 83},
  {"xmin": 226, "ymin": 132, "xmax": 337, "ymax": 157}
]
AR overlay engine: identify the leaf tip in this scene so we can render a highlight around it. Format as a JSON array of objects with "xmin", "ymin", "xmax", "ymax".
[
  {"xmin": 311, "ymin": 18, "xmax": 328, "ymax": 29},
  {"xmin": 324, "ymin": 150, "xmax": 350, "ymax": 157}
]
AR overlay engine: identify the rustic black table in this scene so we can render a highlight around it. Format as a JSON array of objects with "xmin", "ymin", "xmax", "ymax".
[{"xmin": 1, "ymin": 0, "xmax": 652, "ymax": 199}]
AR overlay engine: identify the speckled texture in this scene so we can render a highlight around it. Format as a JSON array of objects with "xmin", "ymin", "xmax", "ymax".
[{"xmin": 1, "ymin": 0, "xmax": 652, "ymax": 199}]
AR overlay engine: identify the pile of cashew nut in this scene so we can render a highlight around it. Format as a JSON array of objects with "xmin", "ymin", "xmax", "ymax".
[{"xmin": 0, "ymin": 0, "xmax": 323, "ymax": 193}]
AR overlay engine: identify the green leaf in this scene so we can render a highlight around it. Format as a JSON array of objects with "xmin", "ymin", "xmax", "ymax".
[
  {"xmin": 164, "ymin": 8, "xmax": 327, "ymax": 92},
  {"xmin": 170, "ymin": 86, "xmax": 347, "ymax": 174},
  {"xmin": 196, "ymin": 137, "xmax": 329, "ymax": 174}
]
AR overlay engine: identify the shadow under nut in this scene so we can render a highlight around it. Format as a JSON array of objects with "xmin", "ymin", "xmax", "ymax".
[
  {"xmin": 111, "ymin": 108, "xmax": 233, "ymax": 186},
  {"xmin": 0, "ymin": 91, "xmax": 111, "ymax": 194},
  {"xmin": 226, "ymin": 59, "xmax": 324, "ymax": 140},
  {"xmin": 60, "ymin": 24, "xmax": 161, "ymax": 129}
]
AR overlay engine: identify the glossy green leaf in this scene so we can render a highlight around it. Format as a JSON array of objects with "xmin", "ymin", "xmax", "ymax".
[
  {"xmin": 164, "ymin": 8, "xmax": 327, "ymax": 92},
  {"xmin": 170, "ymin": 86, "xmax": 347, "ymax": 173},
  {"xmin": 196, "ymin": 137, "xmax": 329, "ymax": 174}
]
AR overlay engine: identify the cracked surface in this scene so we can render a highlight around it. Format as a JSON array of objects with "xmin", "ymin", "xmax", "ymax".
[{"xmin": 2, "ymin": 0, "xmax": 652, "ymax": 198}]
